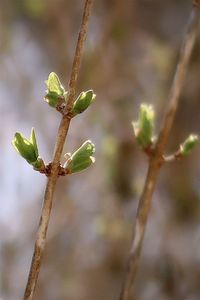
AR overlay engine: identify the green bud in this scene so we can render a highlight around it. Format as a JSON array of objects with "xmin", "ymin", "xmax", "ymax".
[
  {"xmin": 32, "ymin": 158, "xmax": 45, "ymax": 170},
  {"xmin": 72, "ymin": 90, "xmax": 96, "ymax": 114},
  {"xmin": 46, "ymin": 72, "xmax": 65, "ymax": 96},
  {"xmin": 132, "ymin": 104, "xmax": 155, "ymax": 148},
  {"xmin": 30, "ymin": 127, "xmax": 39, "ymax": 158},
  {"xmin": 64, "ymin": 140, "xmax": 95, "ymax": 174},
  {"xmin": 180, "ymin": 134, "xmax": 198, "ymax": 155},
  {"xmin": 12, "ymin": 128, "xmax": 44, "ymax": 170},
  {"xmin": 44, "ymin": 72, "xmax": 66, "ymax": 107}
]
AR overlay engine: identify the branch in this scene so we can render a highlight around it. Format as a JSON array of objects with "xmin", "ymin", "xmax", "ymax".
[
  {"xmin": 119, "ymin": 6, "xmax": 200, "ymax": 300},
  {"xmin": 23, "ymin": 1, "xmax": 94, "ymax": 299}
]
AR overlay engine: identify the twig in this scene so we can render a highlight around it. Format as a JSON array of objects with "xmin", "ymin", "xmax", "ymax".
[
  {"xmin": 23, "ymin": 1, "xmax": 94, "ymax": 299},
  {"xmin": 119, "ymin": 6, "xmax": 200, "ymax": 300}
]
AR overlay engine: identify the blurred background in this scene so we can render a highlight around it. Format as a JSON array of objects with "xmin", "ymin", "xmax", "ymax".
[{"xmin": 1, "ymin": 0, "xmax": 200, "ymax": 299}]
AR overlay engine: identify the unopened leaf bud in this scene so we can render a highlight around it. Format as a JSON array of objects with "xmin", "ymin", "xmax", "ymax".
[
  {"xmin": 180, "ymin": 134, "xmax": 198, "ymax": 156},
  {"xmin": 72, "ymin": 90, "xmax": 96, "ymax": 115},
  {"xmin": 45, "ymin": 72, "xmax": 66, "ymax": 107},
  {"xmin": 64, "ymin": 140, "xmax": 95, "ymax": 174},
  {"xmin": 132, "ymin": 104, "xmax": 155, "ymax": 148},
  {"xmin": 12, "ymin": 128, "xmax": 44, "ymax": 170}
]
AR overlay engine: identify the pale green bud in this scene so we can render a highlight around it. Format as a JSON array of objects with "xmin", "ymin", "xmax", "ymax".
[
  {"xmin": 64, "ymin": 140, "xmax": 95, "ymax": 174},
  {"xmin": 72, "ymin": 90, "xmax": 96, "ymax": 115},
  {"xmin": 180, "ymin": 134, "xmax": 198, "ymax": 155},
  {"xmin": 132, "ymin": 104, "xmax": 155, "ymax": 148},
  {"xmin": 44, "ymin": 72, "xmax": 66, "ymax": 107},
  {"xmin": 12, "ymin": 128, "xmax": 44, "ymax": 170}
]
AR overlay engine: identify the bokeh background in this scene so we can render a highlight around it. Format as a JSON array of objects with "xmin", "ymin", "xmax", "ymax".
[{"xmin": 1, "ymin": 1, "xmax": 200, "ymax": 299}]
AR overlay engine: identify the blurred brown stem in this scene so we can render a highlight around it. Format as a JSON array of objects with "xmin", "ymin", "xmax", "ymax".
[
  {"xmin": 119, "ymin": 7, "xmax": 200, "ymax": 300},
  {"xmin": 23, "ymin": 1, "xmax": 94, "ymax": 299}
]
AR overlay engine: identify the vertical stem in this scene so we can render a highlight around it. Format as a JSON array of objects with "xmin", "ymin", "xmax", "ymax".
[
  {"xmin": 23, "ymin": 1, "xmax": 94, "ymax": 299},
  {"xmin": 119, "ymin": 7, "xmax": 200, "ymax": 300}
]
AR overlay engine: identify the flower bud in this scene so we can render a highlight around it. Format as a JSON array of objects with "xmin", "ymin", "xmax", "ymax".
[
  {"xmin": 180, "ymin": 134, "xmax": 198, "ymax": 155},
  {"xmin": 64, "ymin": 140, "xmax": 95, "ymax": 174},
  {"xmin": 72, "ymin": 90, "xmax": 96, "ymax": 115}
]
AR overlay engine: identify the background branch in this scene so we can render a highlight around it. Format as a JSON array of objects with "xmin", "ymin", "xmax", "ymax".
[
  {"xmin": 23, "ymin": 1, "xmax": 94, "ymax": 299},
  {"xmin": 119, "ymin": 6, "xmax": 200, "ymax": 300}
]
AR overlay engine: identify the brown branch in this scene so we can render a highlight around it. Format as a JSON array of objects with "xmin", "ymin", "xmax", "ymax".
[
  {"xmin": 193, "ymin": 0, "xmax": 200, "ymax": 9},
  {"xmin": 23, "ymin": 1, "xmax": 94, "ymax": 299},
  {"xmin": 119, "ymin": 6, "xmax": 200, "ymax": 300}
]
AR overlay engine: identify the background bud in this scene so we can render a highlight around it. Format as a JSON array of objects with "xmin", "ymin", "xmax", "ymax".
[
  {"xmin": 132, "ymin": 104, "xmax": 155, "ymax": 148},
  {"xmin": 180, "ymin": 134, "xmax": 198, "ymax": 155}
]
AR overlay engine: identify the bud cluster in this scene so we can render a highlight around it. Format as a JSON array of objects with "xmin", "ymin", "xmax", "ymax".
[
  {"xmin": 133, "ymin": 103, "xmax": 198, "ymax": 159},
  {"xmin": 12, "ymin": 72, "xmax": 96, "ymax": 175}
]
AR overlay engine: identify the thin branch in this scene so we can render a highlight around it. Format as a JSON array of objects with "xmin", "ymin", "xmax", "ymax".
[
  {"xmin": 23, "ymin": 1, "xmax": 94, "ymax": 299},
  {"xmin": 119, "ymin": 6, "xmax": 200, "ymax": 300},
  {"xmin": 163, "ymin": 150, "xmax": 181, "ymax": 163}
]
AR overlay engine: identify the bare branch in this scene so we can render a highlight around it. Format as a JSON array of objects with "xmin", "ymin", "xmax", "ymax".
[
  {"xmin": 23, "ymin": 1, "xmax": 94, "ymax": 299},
  {"xmin": 119, "ymin": 7, "xmax": 200, "ymax": 300}
]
